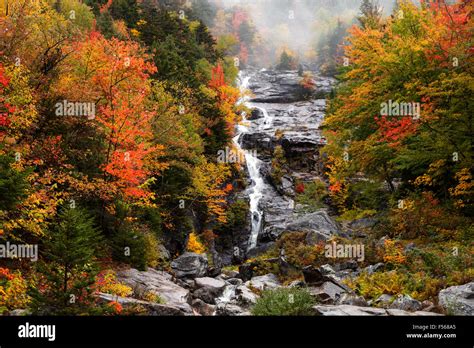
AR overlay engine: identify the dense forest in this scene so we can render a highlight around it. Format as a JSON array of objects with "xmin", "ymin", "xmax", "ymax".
[{"xmin": 0, "ymin": 0, "xmax": 472, "ymax": 317}]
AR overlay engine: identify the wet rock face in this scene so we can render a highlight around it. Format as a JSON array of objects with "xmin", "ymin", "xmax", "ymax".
[
  {"xmin": 234, "ymin": 68, "xmax": 336, "ymax": 256},
  {"xmin": 248, "ymin": 69, "xmax": 335, "ymax": 103},
  {"xmin": 262, "ymin": 209, "xmax": 341, "ymax": 242}
]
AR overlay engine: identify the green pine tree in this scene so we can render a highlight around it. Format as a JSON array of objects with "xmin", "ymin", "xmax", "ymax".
[
  {"xmin": 0, "ymin": 153, "xmax": 30, "ymax": 211},
  {"xmin": 31, "ymin": 207, "xmax": 102, "ymax": 315}
]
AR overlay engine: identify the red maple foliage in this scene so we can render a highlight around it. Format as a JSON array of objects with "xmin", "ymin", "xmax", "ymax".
[
  {"xmin": 209, "ymin": 63, "xmax": 226, "ymax": 90},
  {"xmin": 295, "ymin": 182, "xmax": 305, "ymax": 194},
  {"xmin": 375, "ymin": 115, "xmax": 419, "ymax": 148}
]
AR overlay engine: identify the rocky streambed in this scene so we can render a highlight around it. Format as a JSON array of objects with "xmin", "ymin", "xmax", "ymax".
[{"xmin": 100, "ymin": 68, "xmax": 473, "ymax": 316}]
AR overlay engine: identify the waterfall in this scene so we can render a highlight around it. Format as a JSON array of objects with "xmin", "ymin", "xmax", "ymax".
[{"xmin": 234, "ymin": 71, "xmax": 269, "ymax": 252}]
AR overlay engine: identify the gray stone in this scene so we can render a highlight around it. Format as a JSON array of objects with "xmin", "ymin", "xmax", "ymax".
[
  {"xmin": 288, "ymin": 280, "xmax": 306, "ymax": 288},
  {"xmin": 117, "ymin": 268, "xmax": 192, "ymax": 314},
  {"xmin": 389, "ymin": 294, "xmax": 422, "ymax": 312},
  {"xmin": 192, "ymin": 298, "xmax": 216, "ymax": 316},
  {"xmin": 8, "ymin": 309, "xmax": 29, "ymax": 316},
  {"xmin": 421, "ymin": 300, "xmax": 436, "ymax": 312},
  {"xmin": 245, "ymin": 273, "xmax": 281, "ymax": 291},
  {"xmin": 227, "ymin": 278, "xmax": 243, "ymax": 286},
  {"xmin": 215, "ymin": 302, "xmax": 251, "ymax": 316},
  {"xmin": 193, "ymin": 287, "xmax": 217, "ymax": 304},
  {"xmin": 221, "ymin": 270, "xmax": 240, "ymax": 279},
  {"xmin": 439, "ymin": 282, "xmax": 474, "ymax": 315},
  {"xmin": 309, "ymin": 281, "xmax": 346, "ymax": 303},
  {"xmin": 282, "ymin": 210, "xmax": 340, "ymax": 239},
  {"xmin": 96, "ymin": 292, "xmax": 185, "ymax": 316},
  {"xmin": 333, "ymin": 260, "xmax": 359, "ymax": 271},
  {"xmin": 249, "ymin": 108, "xmax": 264, "ymax": 120},
  {"xmin": 374, "ymin": 294, "xmax": 394, "ymax": 307},
  {"xmin": 386, "ymin": 308, "xmax": 441, "ymax": 316},
  {"xmin": 195, "ymin": 277, "xmax": 226, "ymax": 292},
  {"xmin": 320, "ymin": 264, "xmax": 336, "ymax": 275},
  {"xmin": 236, "ymin": 285, "xmax": 259, "ymax": 306},
  {"xmin": 314, "ymin": 304, "xmax": 442, "ymax": 316},
  {"xmin": 302, "ymin": 266, "xmax": 324, "ymax": 284},
  {"xmin": 171, "ymin": 252, "xmax": 208, "ymax": 279},
  {"xmin": 336, "ymin": 293, "xmax": 368, "ymax": 307},
  {"xmin": 157, "ymin": 244, "xmax": 171, "ymax": 261},
  {"xmin": 306, "ymin": 230, "xmax": 331, "ymax": 245},
  {"xmin": 314, "ymin": 304, "xmax": 387, "ymax": 316}
]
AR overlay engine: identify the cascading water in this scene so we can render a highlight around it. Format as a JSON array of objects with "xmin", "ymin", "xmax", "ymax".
[{"xmin": 234, "ymin": 71, "xmax": 271, "ymax": 252}]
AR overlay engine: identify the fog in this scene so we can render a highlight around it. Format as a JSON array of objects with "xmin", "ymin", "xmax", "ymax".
[{"xmin": 210, "ymin": 0, "xmax": 396, "ymax": 64}]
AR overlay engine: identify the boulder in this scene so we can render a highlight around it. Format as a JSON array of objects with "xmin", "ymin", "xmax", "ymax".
[
  {"xmin": 239, "ymin": 262, "xmax": 257, "ymax": 282},
  {"xmin": 313, "ymin": 304, "xmax": 442, "ymax": 316},
  {"xmin": 305, "ymin": 230, "xmax": 330, "ymax": 245},
  {"xmin": 171, "ymin": 252, "xmax": 208, "ymax": 279},
  {"xmin": 389, "ymin": 294, "xmax": 422, "ymax": 312},
  {"xmin": 288, "ymin": 280, "xmax": 306, "ymax": 288},
  {"xmin": 227, "ymin": 278, "xmax": 243, "ymax": 286},
  {"xmin": 249, "ymin": 108, "xmax": 264, "ymax": 120},
  {"xmin": 193, "ymin": 287, "xmax": 217, "ymax": 304},
  {"xmin": 314, "ymin": 304, "xmax": 387, "ymax": 316},
  {"xmin": 215, "ymin": 302, "xmax": 251, "ymax": 316},
  {"xmin": 386, "ymin": 308, "xmax": 441, "ymax": 316},
  {"xmin": 308, "ymin": 281, "xmax": 346, "ymax": 303},
  {"xmin": 7, "ymin": 309, "xmax": 29, "ymax": 316},
  {"xmin": 333, "ymin": 260, "xmax": 359, "ymax": 271},
  {"xmin": 245, "ymin": 273, "xmax": 281, "ymax": 291},
  {"xmin": 235, "ymin": 285, "xmax": 259, "ymax": 306},
  {"xmin": 192, "ymin": 299, "xmax": 216, "ymax": 316},
  {"xmin": 191, "ymin": 277, "xmax": 226, "ymax": 305},
  {"xmin": 195, "ymin": 277, "xmax": 226, "ymax": 292},
  {"xmin": 373, "ymin": 294, "xmax": 394, "ymax": 308},
  {"xmin": 347, "ymin": 217, "xmax": 377, "ymax": 230},
  {"xmin": 96, "ymin": 292, "xmax": 185, "ymax": 316},
  {"xmin": 157, "ymin": 244, "xmax": 171, "ymax": 261},
  {"xmin": 302, "ymin": 266, "xmax": 324, "ymax": 284},
  {"xmin": 221, "ymin": 270, "xmax": 240, "ymax": 279},
  {"xmin": 336, "ymin": 293, "xmax": 368, "ymax": 307},
  {"xmin": 319, "ymin": 264, "xmax": 336, "ymax": 275},
  {"xmin": 281, "ymin": 210, "xmax": 340, "ymax": 239},
  {"xmin": 421, "ymin": 300, "xmax": 436, "ymax": 312},
  {"xmin": 438, "ymin": 282, "xmax": 474, "ymax": 315},
  {"xmin": 117, "ymin": 268, "xmax": 191, "ymax": 314}
]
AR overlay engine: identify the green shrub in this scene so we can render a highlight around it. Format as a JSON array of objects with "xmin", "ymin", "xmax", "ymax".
[
  {"xmin": 111, "ymin": 225, "xmax": 147, "ymax": 271},
  {"xmin": 251, "ymin": 287, "xmax": 315, "ymax": 316},
  {"xmin": 295, "ymin": 179, "xmax": 327, "ymax": 211}
]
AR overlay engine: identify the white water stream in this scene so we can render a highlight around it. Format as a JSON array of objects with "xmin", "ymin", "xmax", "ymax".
[{"xmin": 233, "ymin": 71, "xmax": 272, "ymax": 252}]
